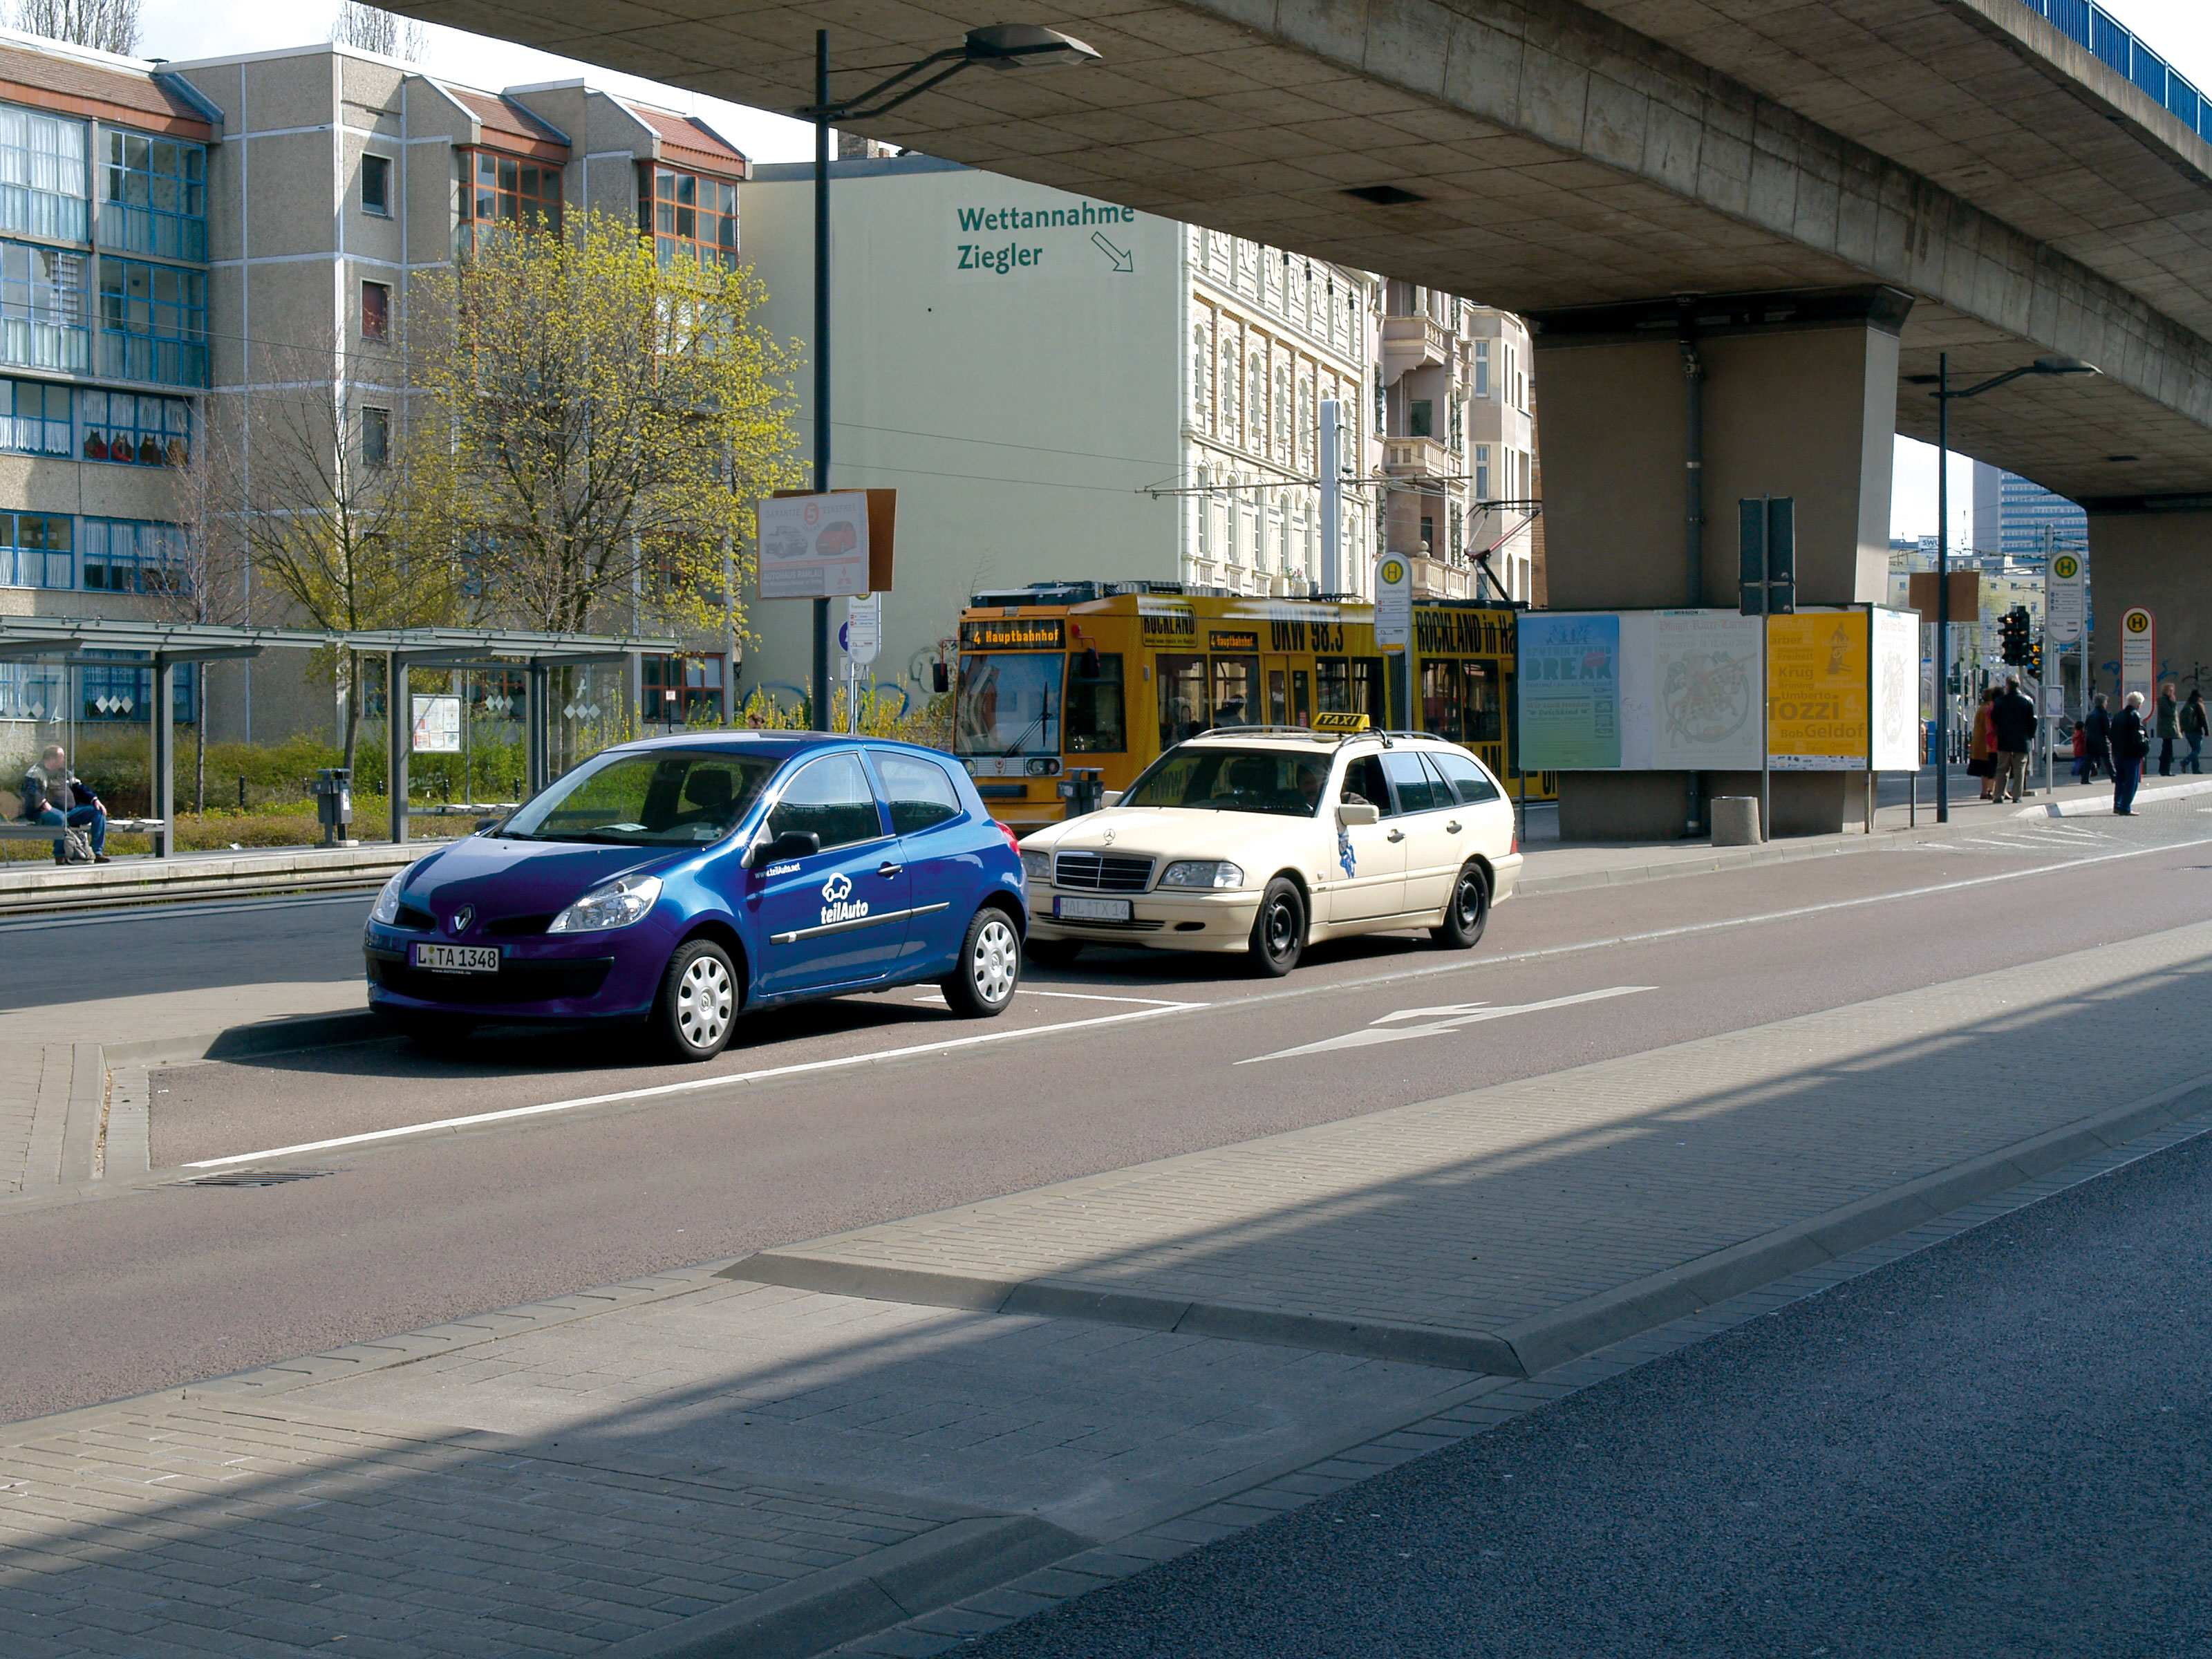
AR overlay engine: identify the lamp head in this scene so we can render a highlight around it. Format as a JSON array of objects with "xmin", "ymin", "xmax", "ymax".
[
  {"xmin": 2032, "ymin": 356, "xmax": 2099, "ymax": 376},
  {"xmin": 963, "ymin": 24, "xmax": 1100, "ymax": 68}
]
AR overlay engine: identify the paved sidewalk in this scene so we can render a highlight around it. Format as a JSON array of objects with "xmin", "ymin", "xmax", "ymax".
[{"xmin": 9, "ymin": 928, "xmax": 2212, "ymax": 1656}]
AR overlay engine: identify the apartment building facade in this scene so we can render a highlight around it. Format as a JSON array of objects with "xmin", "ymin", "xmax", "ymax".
[{"xmin": 0, "ymin": 27, "xmax": 753, "ymax": 753}]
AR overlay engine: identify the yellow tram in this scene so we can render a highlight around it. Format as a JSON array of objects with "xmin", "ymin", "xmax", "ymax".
[{"xmin": 950, "ymin": 583, "xmax": 1555, "ymax": 830}]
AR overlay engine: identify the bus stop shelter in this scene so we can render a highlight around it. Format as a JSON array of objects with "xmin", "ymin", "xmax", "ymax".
[{"xmin": 0, "ymin": 618, "xmax": 676, "ymax": 854}]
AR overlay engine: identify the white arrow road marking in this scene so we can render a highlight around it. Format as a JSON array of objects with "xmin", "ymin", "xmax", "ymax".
[
  {"xmin": 1372, "ymin": 1002, "xmax": 1491, "ymax": 1024},
  {"xmin": 1239, "ymin": 985, "xmax": 1653, "ymax": 1064}
]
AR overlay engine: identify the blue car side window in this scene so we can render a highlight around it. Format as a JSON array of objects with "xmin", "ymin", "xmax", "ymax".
[
  {"xmin": 767, "ymin": 753, "xmax": 883, "ymax": 849},
  {"xmin": 877, "ymin": 753, "xmax": 963, "ymax": 836}
]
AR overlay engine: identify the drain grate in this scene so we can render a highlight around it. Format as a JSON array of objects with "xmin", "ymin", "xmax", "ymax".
[{"xmin": 176, "ymin": 1168, "xmax": 333, "ymax": 1188}]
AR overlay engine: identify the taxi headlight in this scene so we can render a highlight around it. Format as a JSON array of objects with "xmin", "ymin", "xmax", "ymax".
[
  {"xmin": 1020, "ymin": 850, "xmax": 1051, "ymax": 883},
  {"xmin": 548, "ymin": 872, "xmax": 663, "ymax": 934},
  {"xmin": 370, "ymin": 868, "xmax": 405, "ymax": 926},
  {"xmin": 1159, "ymin": 860, "xmax": 1245, "ymax": 890}
]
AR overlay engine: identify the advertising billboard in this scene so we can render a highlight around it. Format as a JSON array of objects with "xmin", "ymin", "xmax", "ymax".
[
  {"xmin": 1634, "ymin": 611, "xmax": 1763, "ymax": 771},
  {"xmin": 1869, "ymin": 606, "xmax": 1920, "ymax": 772},
  {"xmin": 1766, "ymin": 610, "xmax": 1868, "ymax": 770},
  {"xmin": 1517, "ymin": 612, "xmax": 1621, "ymax": 771}
]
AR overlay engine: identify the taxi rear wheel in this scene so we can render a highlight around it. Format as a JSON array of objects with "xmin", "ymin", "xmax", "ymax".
[
  {"xmin": 653, "ymin": 939, "xmax": 740, "ymax": 1062},
  {"xmin": 1432, "ymin": 861, "xmax": 1490, "ymax": 950},
  {"xmin": 1247, "ymin": 878, "xmax": 1306, "ymax": 977},
  {"xmin": 944, "ymin": 907, "xmax": 1021, "ymax": 1018}
]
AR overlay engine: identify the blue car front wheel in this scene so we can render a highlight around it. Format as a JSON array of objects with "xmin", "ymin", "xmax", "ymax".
[{"xmin": 653, "ymin": 938, "xmax": 739, "ymax": 1062}]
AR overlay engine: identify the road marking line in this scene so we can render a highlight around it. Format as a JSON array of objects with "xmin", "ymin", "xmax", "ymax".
[
  {"xmin": 0, "ymin": 890, "xmax": 373, "ymax": 934},
  {"xmin": 182, "ymin": 998, "xmax": 1201, "ymax": 1170}
]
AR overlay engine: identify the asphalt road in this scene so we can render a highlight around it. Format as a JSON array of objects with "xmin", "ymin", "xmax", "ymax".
[
  {"xmin": 958, "ymin": 1112, "xmax": 2212, "ymax": 1659},
  {"xmin": 3, "ymin": 809, "xmax": 2211, "ymax": 1421}
]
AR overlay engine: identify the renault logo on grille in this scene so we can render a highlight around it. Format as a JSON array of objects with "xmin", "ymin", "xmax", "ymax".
[{"xmin": 449, "ymin": 906, "xmax": 475, "ymax": 935}]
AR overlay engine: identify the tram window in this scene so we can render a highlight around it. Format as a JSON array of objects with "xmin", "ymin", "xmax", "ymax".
[
  {"xmin": 1066, "ymin": 650, "xmax": 1127, "ymax": 753},
  {"xmin": 1267, "ymin": 668, "xmax": 1287, "ymax": 727},
  {"xmin": 1350, "ymin": 658, "xmax": 1387, "ymax": 724},
  {"xmin": 1292, "ymin": 670, "xmax": 1311, "ymax": 726},
  {"xmin": 1157, "ymin": 653, "xmax": 1208, "ymax": 747},
  {"xmin": 1315, "ymin": 657, "xmax": 1351, "ymax": 714},
  {"xmin": 1421, "ymin": 659, "xmax": 1461, "ymax": 742},
  {"xmin": 1463, "ymin": 661, "xmax": 1503, "ymax": 744},
  {"xmin": 1211, "ymin": 655, "xmax": 1260, "ymax": 727},
  {"xmin": 955, "ymin": 654, "xmax": 1061, "ymax": 757}
]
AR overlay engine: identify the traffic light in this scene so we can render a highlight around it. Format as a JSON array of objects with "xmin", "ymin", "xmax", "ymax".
[
  {"xmin": 2027, "ymin": 638, "xmax": 2043, "ymax": 679},
  {"xmin": 1999, "ymin": 607, "xmax": 2032, "ymax": 666}
]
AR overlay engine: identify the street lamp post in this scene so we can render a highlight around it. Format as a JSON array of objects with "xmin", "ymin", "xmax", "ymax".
[
  {"xmin": 800, "ymin": 24, "xmax": 1098, "ymax": 729},
  {"xmin": 1915, "ymin": 353, "xmax": 2097, "ymax": 822}
]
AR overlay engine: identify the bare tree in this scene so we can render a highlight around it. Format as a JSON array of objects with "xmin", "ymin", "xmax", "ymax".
[
  {"xmin": 330, "ymin": 1, "xmax": 426, "ymax": 61},
  {"xmin": 151, "ymin": 405, "xmax": 251, "ymax": 814},
  {"xmin": 14, "ymin": 0, "xmax": 139, "ymax": 53},
  {"xmin": 232, "ymin": 337, "xmax": 468, "ymax": 783}
]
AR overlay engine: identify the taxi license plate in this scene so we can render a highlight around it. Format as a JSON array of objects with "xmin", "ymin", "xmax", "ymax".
[
  {"xmin": 411, "ymin": 942, "xmax": 501, "ymax": 974},
  {"xmin": 1055, "ymin": 896, "xmax": 1131, "ymax": 923}
]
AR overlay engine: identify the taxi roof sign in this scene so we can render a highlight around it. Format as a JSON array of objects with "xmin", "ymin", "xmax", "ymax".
[{"xmin": 1311, "ymin": 711, "xmax": 1371, "ymax": 735}]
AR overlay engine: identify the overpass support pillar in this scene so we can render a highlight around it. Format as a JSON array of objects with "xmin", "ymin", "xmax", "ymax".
[
  {"xmin": 2082, "ymin": 502, "xmax": 2212, "ymax": 705},
  {"xmin": 1528, "ymin": 288, "xmax": 1911, "ymax": 839}
]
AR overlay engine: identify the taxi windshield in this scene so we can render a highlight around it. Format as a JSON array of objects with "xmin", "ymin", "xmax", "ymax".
[
  {"xmin": 505, "ymin": 750, "xmax": 776, "ymax": 845},
  {"xmin": 955, "ymin": 653, "xmax": 1061, "ymax": 756},
  {"xmin": 1122, "ymin": 747, "xmax": 1329, "ymax": 817}
]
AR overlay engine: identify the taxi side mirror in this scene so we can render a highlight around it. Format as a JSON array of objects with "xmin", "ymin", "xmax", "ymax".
[
  {"xmin": 1100, "ymin": 789, "xmax": 1121, "ymax": 807},
  {"xmin": 744, "ymin": 827, "xmax": 821, "ymax": 868},
  {"xmin": 1337, "ymin": 802, "xmax": 1380, "ymax": 827}
]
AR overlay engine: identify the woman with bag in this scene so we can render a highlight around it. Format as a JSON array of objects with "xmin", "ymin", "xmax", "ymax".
[{"xmin": 1970, "ymin": 686, "xmax": 1998, "ymax": 800}]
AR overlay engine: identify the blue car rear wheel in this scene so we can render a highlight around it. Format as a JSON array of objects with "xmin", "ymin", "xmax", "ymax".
[
  {"xmin": 943, "ymin": 908, "xmax": 1020, "ymax": 1018},
  {"xmin": 653, "ymin": 939, "xmax": 739, "ymax": 1062}
]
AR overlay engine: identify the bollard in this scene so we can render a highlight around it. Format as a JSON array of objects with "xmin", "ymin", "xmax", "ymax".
[
  {"xmin": 1710, "ymin": 796, "xmax": 1761, "ymax": 846},
  {"xmin": 1058, "ymin": 767, "xmax": 1105, "ymax": 818}
]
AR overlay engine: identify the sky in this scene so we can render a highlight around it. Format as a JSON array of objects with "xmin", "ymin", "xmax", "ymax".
[{"xmin": 133, "ymin": 1, "xmax": 2210, "ymax": 547}]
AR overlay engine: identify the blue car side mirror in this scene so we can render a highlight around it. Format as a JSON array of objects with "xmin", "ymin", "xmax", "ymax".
[{"xmin": 747, "ymin": 828, "xmax": 821, "ymax": 867}]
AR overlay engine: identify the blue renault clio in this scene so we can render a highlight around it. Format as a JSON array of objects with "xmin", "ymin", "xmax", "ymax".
[{"xmin": 364, "ymin": 733, "xmax": 1028, "ymax": 1060}]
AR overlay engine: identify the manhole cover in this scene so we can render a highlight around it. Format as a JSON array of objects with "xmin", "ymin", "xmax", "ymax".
[{"xmin": 176, "ymin": 1169, "xmax": 332, "ymax": 1188}]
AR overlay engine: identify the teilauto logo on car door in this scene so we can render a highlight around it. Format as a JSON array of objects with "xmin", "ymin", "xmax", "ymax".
[{"xmin": 820, "ymin": 872, "xmax": 869, "ymax": 928}]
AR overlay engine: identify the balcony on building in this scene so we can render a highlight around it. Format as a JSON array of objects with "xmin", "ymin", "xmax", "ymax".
[{"xmin": 1382, "ymin": 433, "xmax": 1452, "ymax": 482}]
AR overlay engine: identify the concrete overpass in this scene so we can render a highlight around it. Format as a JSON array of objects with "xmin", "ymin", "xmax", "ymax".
[{"xmin": 398, "ymin": 0, "xmax": 2212, "ymax": 830}]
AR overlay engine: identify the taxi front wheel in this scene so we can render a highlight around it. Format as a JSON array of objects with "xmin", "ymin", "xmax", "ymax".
[
  {"xmin": 1432, "ymin": 861, "xmax": 1490, "ymax": 950},
  {"xmin": 944, "ymin": 908, "xmax": 1020, "ymax": 1018},
  {"xmin": 1247, "ymin": 878, "xmax": 1305, "ymax": 977}
]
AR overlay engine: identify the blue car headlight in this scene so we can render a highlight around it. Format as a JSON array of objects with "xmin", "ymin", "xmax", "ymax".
[
  {"xmin": 548, "ymin": 872, "xmax": 663, "ymax": 934},
  {"xmin": 370, "ymin": 868, "xmax": 405, "ymax": 925},
  {"xmin": 1159, "ymin": 860, "xmax": 1245, "ymax": 890}
]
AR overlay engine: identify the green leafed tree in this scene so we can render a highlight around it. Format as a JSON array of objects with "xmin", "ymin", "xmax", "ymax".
[{"xmin": 409, "ymin": 208, "xmax": 805, "ymax": 656}]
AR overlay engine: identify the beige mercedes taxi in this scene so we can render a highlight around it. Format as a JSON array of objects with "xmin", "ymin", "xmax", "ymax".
[{"xmin": 1019, "ymin": 718, "xmax": 1521, "ymax": 976}]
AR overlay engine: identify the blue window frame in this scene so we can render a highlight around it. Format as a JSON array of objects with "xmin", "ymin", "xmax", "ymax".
[
  {"xmin": 82, "ymin": 516, "xmax": 187, "ymax": 595},
  {"xmin": 99, "ymin": 257, "xmax": 206, "ymax": 386},
  {"xmin": 0, "ymin": 661, "xmax": 63, "ymax": 720},
  {"xmin": 0, "ymin": 375, "xmax": 70, "ymax": 456},
  {"xmin": 79, "ymin": 653, "xmax": 197, "ymax": 722},
  {"xmin": 0, "ymin": 239, "xmax": 86, "ymax": 373},
  {"xmin": 99, "ymin": 129, "xmax": 206, "ymax": 263},
  {"xmin": 77, "ymin": 388, "xmax": 188, "ymax": 465},
  {"xmin": 0, "ymin": 509, "xmax": 71, "ymax": 588},
  {"xmin": 0, "ymin": 104, "xmax": 88, "ymax": 243}
]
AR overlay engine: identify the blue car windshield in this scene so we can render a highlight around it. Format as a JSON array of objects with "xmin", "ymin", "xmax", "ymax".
[{"xmin": 504, "ymin": 751, "xmax": 776, "ymax": 846}]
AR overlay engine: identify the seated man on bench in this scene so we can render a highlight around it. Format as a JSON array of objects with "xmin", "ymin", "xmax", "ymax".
[{"xmin": 21, "ymin": 744, "xmax": 111, "ymax": 864}]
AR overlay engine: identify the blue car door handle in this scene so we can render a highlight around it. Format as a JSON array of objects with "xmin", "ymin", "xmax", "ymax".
[{"xmin": 878, "ymin": 861, "xmax": 903, "ymax": 877}]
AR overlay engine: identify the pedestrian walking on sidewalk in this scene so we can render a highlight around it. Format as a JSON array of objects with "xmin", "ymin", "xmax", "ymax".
[
  {"xmin": 2183, "ymin": 688, "xmax": 2207, "ymax": 774},
  {"xmin": 1989, "ymin": 677, "xmax": 2037, "ymax": 804},
  {"xmin": 1971, "ymin": 686, "xmax": 1998, "ymax": 800},
  {"xmin": 2112, "ymin": 691, "xmax": 2150, "ymax": 815},
  {"xmin": 2157, "ymin": 684, "xmax": 2180, "ymax": 776},
  {"xmin": 2081, "ymin": 693, "xmax": 2112, "ymax": 782}
]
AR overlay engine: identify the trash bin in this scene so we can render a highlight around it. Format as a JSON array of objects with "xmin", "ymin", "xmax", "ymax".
[
  {"xmin": 1058, "ymin": 767, "xmax": 1105, "ymax": 818},
  {"xmin": 312, "ymin": 767, "xmax": 353, "ymax": 848},
  {"xmin": 1710, "ymin": 796, "xmax": 1760, "ymax": 846}
]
